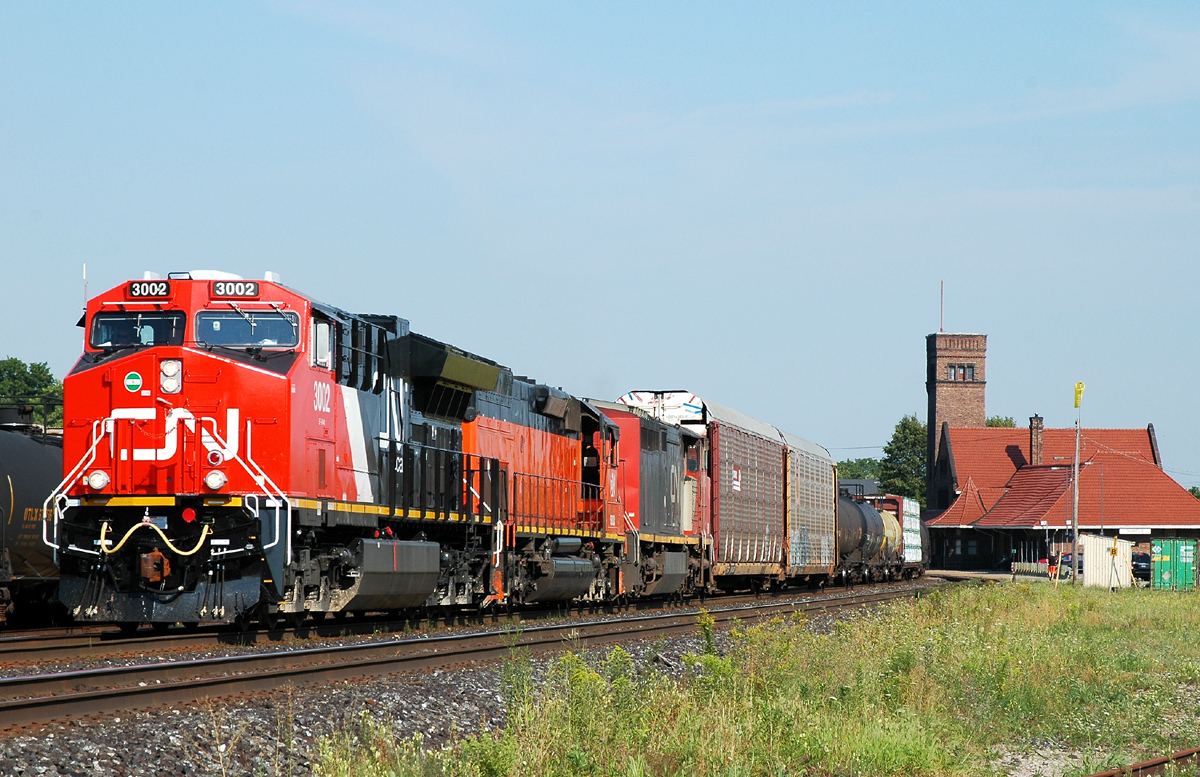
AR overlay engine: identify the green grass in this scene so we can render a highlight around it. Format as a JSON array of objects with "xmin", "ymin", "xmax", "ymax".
[{"xmin": 314, "ymin": 583, "xmax": 1200, "ymax": 776}]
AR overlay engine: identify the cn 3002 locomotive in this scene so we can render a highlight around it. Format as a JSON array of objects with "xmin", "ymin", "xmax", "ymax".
[{"xmin": 46, "ymin": 271, "xmax": 922, "ymax": 628}]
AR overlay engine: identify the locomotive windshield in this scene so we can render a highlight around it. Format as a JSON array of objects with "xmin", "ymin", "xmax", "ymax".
[
  {"xmin": 195, "ymin": 310, "xmax": 299, "ymax": 348},
  {"xmin": 90, "ymin": 312, "xmax": 186, "ymax": 349}
]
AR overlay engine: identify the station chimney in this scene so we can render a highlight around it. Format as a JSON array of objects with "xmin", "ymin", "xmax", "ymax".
[{"xmin": 1030, "ymin": 415, "xmax": 1044, "ymax": 466}]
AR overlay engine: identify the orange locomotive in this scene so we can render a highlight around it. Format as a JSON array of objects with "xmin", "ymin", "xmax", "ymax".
[{"xmin": 48, "ymin": 271, "xmax": 704, "ymax": 628}]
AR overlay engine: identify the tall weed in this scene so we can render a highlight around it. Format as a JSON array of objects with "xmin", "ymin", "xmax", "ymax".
[{"xmin": 316, "ymin": 584, "xmax": 1200, "ymax": 776}]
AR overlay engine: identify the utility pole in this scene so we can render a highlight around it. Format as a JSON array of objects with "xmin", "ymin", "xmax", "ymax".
[{"xmin": 1072, "ymin": 381, "xmax": 1085, "ymax": 585}]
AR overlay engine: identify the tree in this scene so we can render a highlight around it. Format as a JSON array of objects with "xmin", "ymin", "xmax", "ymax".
[
  {"xmin": 837, "ymin": 457, "xmax": 881, "ymax": 481},
  {"xmin": 880, "ymin": 414, "xmax": 927, "ymax": 506},
  {"xmin": 986, "ymin": 415, "xmax": 1016, "ymax": 427},
  {"xmin": 0, "ymin": 357, "xmax": 63, "ymax": 426},
  {"xmin": 1190, "ymin": 486, "xmax": 1200, "ymax": 501}
]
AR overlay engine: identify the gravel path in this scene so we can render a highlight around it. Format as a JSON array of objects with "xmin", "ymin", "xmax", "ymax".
[{"xmin": 0, "ymin": 578, "xmax": 947, "ymax": 776}]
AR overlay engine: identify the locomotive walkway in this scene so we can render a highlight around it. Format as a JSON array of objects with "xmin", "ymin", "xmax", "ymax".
[{"xmin": 0, "ymin": 584, "xmax": 934, "ymax": 729}]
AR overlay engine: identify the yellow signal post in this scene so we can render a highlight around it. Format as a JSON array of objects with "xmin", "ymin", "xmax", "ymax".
[{"xmin": 1071, "ymin": 382, "xmax": 1084, "ymax": 584}]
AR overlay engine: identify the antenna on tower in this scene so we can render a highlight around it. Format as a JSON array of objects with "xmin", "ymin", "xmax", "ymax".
[
  {"xmin": 940, "ymin": 280, "xmax": 944, "ymax": 332},
  {"xmin": 83, "ymin": 263, "xmax": 88, "ymax": 309}
]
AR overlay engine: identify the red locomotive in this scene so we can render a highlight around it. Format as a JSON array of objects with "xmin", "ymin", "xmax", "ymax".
[{"xmin": 46, "ymin": 271, "xmax": 918, "ymax": 629}]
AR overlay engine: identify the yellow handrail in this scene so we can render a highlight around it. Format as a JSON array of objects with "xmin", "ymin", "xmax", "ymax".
[{"xmin": 99, "ymin": 521, "xmax": 212, "ymax": 557}]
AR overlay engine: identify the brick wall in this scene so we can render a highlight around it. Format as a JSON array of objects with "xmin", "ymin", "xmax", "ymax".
[{"xmin": 926, "ymin": 333, "xmax": 987, "ymax": 506}]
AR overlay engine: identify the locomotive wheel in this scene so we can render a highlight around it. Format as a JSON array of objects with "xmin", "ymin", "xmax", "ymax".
[
  {"xmin": 151, "ymin": 622, "xmax": 171, "ymax": 635},
  {"xmin": 117, "ymin": 622, "xmax": 140, "ymax": 636},
  {"xmin": 286, "ymin": 611, "xmax": 306, "ymax": 629},
  {"xmin": 259, "ymin": 605, "xmax": 281, "ymax": 631},
  {"xmin": 310, "ymin": 611, "xmax": 327, "ymax": 622},
  {"xmin": 182, "ymin": 621, "xmax": 200, "ymax": 632}
]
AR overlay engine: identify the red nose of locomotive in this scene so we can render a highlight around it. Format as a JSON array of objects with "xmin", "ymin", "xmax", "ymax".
[{"xmin": 65, "ymin": 347, "xmax": 249, "ymax": 497}]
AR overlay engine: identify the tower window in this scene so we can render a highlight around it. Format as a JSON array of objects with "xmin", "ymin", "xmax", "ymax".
[{"xmin": 946, "ymin": 363, "xmax": 976, "ymax": 381}]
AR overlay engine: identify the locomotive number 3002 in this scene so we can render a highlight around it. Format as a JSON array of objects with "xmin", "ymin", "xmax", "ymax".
[
  {"xmin": 127, "ymin": 281, "xmax": 171, "ymax": 298},
  {"xmin": 314, "ymin": 382, "xmax": 332, "ymax": 413}
]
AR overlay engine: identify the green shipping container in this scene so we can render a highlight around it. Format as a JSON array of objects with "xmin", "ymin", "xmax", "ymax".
[{"xmin": 1151, "ymin": 539, "xmax": 1197, "ymax": 591}]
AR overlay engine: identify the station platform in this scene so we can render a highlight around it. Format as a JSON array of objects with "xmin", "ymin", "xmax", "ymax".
[{"xmin": 927, "ymin": 569, "xmax": 1028, "ymax": 582}]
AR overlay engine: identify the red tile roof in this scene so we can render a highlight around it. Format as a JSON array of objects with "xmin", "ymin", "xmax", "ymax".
[
  {"xmin": 979, "ymin": 487, "xmax": 1008, "ymax": 512},
  {"xmin": 944, "ymin": 427, "xmax": 1158, "ymax": 491},
  {"xmin": 973, "ymin": 466, "xmax": 1069, "ymax": 528},
  {"xmin": 926, "ymin": 476, "xmax": 987, "ymax": 526},
  {"xmin": 943, "ymin": 438, "xmax": 1200, "ymax": 529}
]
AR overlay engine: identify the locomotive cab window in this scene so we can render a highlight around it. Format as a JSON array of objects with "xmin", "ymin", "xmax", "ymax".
[
  {"xmin": 312, "ymin": 320, "xmax": 332, "ymax": 368},
  {"xmin": 195, "ymin": 311, "xmax": 299, "ymax": 348},
  {"xmin": 90, "ymin": 312, "xmax": 185, "ymax": 349}
]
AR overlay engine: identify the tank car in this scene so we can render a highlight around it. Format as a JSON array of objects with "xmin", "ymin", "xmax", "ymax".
[
  {"xmin": 862, "ymin": 493, "xmax": 926, "ymax": 579},
  {"xmin": 0, "ymin": 403, "xmax": 64, "ymax": 624}
]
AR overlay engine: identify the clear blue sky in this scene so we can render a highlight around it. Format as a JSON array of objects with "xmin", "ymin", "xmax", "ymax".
[{"xmin": 3, "ymin": 3, "xmax": 1199, "ymax": 487}]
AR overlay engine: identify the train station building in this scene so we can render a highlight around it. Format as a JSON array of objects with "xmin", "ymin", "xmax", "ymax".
[{"xmin": 921, "ymin": 332, "xmax": 1200, "ymax": 570}]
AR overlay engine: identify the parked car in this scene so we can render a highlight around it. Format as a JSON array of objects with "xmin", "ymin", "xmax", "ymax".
[
  {"xmin": 1131, "ymin": 552, "xmax": 1151, "ymax": 582},
  {"xmin": 1057, "ymin": 553, "xmax": 1083, "ymax": 579}
]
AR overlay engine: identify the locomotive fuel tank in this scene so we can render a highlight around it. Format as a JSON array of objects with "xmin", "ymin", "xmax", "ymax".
[
  {"xmin": 0, "ymin": 429, "xmax": 61, "ymax": 581},
  {"xmin": 836, "ymin": 496, "xmax": 885, "ymax": 562}
]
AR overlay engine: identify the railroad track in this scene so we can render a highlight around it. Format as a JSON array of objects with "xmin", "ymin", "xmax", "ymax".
[
  {"xmin": 0, "ymin": 580, "xmax": 943, "ymax": 665},
  {"xmin": 1085, "ymin": 749, "xmax": 1200, "ymax": 777},
  {"xmin": 0, "ymin": 585, "xmax": 927, "ymax": 728}
]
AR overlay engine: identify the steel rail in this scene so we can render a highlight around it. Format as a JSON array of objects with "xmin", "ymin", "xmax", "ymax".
[
  {"xmin": 0, "ymin": 581, "xmax": 942, "ymax": 665},
  {"xmin": 0, "ymin": 586, "xmax": 923, "ymax": 728},
  {"xmin": 1083, "ymin": 748, "xmax": 1200, "ymax": 777}
]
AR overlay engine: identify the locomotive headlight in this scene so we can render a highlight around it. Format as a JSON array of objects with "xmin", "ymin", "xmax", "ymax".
[
  {"xmin": 160, "ymin": 360, "xmax": 182, "ymax": 394},
  {"xmin": 87, "ymin": 470, "xmax": 110, "ymax": 490},
  {"xmin": 204, "ymin": 470, "xmax": 227, "ymax": 490}
]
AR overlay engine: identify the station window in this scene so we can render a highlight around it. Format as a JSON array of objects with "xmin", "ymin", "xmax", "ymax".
[
  {"xmin": 967, "ymin": 540, "xmax": 977, "ymax": 555},
  {"xmin": 945, "ymin": 363, "xmax": 976, "ymax": 382}
]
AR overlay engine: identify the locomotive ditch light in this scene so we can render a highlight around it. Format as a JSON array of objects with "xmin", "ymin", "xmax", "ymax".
[
  {"xmin": 204, "ymin": 470, "xmax": 227, "ymax": 490},
  {"xmin": 87, "ymin": 470, "xmax": 110, "ymax": 490},
  {"xmin": 160, "ymin": 359, "xmax": 182, "ymax": 394}
]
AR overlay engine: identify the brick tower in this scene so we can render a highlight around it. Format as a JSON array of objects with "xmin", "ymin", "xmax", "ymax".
[{"xmin": 926, "ymin": 333, "xmax": 987, "ymax": 507}]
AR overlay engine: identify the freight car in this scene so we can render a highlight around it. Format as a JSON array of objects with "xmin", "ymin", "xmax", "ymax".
[
  {"xmin": 618, "ymin": 391, "xmax": 924, "ymax": 588},
  {"xmin": 45, "ymin": 271, "xmax": 923, "ymax": 629},
  {"xmin": 859, "ymin": 493, "xmax": 927, "ymax": 579},
  {"xmin": 0, "ymin": 400, "xmax": 64, "ymax": 625}
]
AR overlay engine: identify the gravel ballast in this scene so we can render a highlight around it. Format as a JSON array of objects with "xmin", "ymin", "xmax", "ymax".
[{"xmin": 0, "ymin": 579, "xmax": 947, "ymax": 776}]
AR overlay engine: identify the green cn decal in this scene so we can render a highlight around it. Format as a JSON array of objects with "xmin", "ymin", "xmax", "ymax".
[{"xmin": 123, "ymin": 372, "xmax": 143, "ymax": 392}]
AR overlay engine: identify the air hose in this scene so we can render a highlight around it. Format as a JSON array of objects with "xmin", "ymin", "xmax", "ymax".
[{"xmin": 99, "ymin": 521, "xmax": 212, "ymax": 556}]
